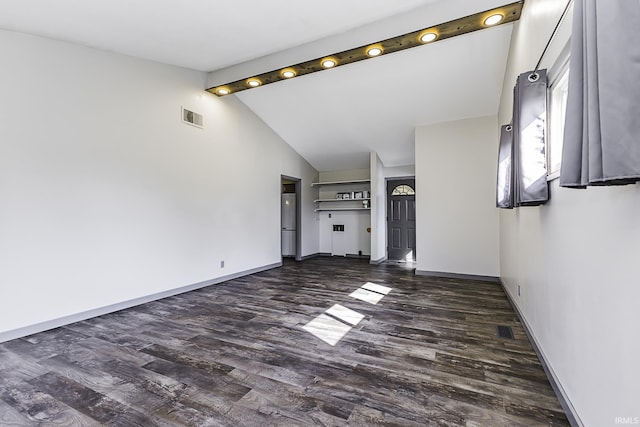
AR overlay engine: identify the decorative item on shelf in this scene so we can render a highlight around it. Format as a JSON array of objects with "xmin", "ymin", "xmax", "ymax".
[
  {"xmin": 363, "ymin": 190, "xmax": 370, "ymax": 198},
  {"xmin": 363, "ymin": 200, "xmax": 370, "ymax": 208},
  {"xmin": 354, "ymin": 191, "xmax": 363, "ymax": 199}
]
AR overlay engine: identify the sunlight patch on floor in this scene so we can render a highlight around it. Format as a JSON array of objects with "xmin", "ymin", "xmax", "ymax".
[
  {"xmin": 302, "ymin": 281, "xmax": 393, "ymax": 346},
  {"xmin": 302, "ymin": 314, "xmax": 351, "ymax": 346},
  {"xmin": 349, "ymin": 288, "xmax": 385, "ymax": 304},
  {"xmin": 361, "ymin": 282, "xmax": 392, "ymax": 295},
  {"xmin": 325, "ymin": 304, "xmax": 364, "ymax": 326}
]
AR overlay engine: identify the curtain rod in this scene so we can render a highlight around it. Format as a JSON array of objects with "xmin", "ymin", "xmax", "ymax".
[{"xmin": 534, "ymin": 0, "xmax": 572, "ymax": 71}]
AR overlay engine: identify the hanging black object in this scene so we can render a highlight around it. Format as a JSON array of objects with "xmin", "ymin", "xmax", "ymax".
[
  {"xmin": 496, "ymin": 70, "xmax": 549, "ymax": 209},
  {"xmin": 514, "ymin": 70, "xmax": 549, "ymax": 206},
  {"xmin": 560, "ymin": 0, "xmax": 640, "ymax": 188},
  {"xmin": 496, "ymin": 124, "xmax": 514, "ymax": 208}
]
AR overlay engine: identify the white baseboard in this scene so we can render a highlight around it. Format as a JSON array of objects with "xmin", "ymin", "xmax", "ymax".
[{"xmin": 0, "ymin": 262, "xmax": 282, "ymax": 344}]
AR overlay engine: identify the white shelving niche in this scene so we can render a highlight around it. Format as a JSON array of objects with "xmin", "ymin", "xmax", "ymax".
[
  {"xmin": 311, "ymin": 179, "xmax": 371, "ymax": 212},
  {"xmin": 313, "ymin": 177, "xmax": 372, "ymax": 258}
]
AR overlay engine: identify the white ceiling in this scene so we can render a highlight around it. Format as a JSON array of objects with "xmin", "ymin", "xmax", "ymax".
[
  {"xmin": 0, "ymin": 0, "xmax": 516, "ymax": 172},
  {"xmin": 0, "ymin": 0, "xmax": 440, "ymax": 72},
  {"xmin": 235, "ymin": 27, "xmax": 512, "ymax": 170}
]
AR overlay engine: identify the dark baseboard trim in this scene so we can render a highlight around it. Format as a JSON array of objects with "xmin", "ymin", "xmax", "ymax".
[
  {"xmin": 415, "ymin": 270, "xmax": 500, "ymax": 283},
  {"xmin": 499, "ymin": 279, "xmax": 583, "ymax": 427},
  {"xmin": 299, "ymin": 253, "xmax": 321, "ymax": 261},
  {"xmin": 346, "ymin": 253, "xmax": 370, "ymax": 260},
  {"xmin": 370, "ymin": 256, "xmax": 387, "ymax": 265},
  {"xmin": 0, "ymin": 262, "xmax": 282, "ymax": 344},
  {"xmin": 314, "ymin": 252, "xmax": 370, "ymax": 260}
]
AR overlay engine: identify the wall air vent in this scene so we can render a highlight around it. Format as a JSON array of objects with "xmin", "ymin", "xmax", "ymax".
[{"xmin": 182, "ymin": 107, "xmax": 203, "ymax": 128}]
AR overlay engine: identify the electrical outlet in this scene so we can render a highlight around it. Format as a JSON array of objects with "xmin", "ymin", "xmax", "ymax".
[
  {"xmin": 518, "ymin": 284, "xmax": 521, "ymax": 296},
  {"xmin": 220, "ymin": 260, "xmax": 224, "ymax": 268}
]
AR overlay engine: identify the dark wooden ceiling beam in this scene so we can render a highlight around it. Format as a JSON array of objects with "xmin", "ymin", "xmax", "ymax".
[{"xmin": 207, "ymin": 1, "xmax": 523, "ymax": 96}]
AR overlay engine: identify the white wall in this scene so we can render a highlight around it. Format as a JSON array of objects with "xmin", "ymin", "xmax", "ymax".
[
  {"xmin": 415, "ymin": 116, "xmax": 500, "ymax": 277},
  {"xmin": 370, "ymin": 153, "xmax": 386, "ymax": 262},
  {"xmin": 384, "ymin": 165, "xmax": 415, "ymax": 179},
  {"xmin": 498, "ymin": 1, "xmax": 640, "ymax": 425},
  {"xmin": 317, "ymin": 210, "xmax": 371, "ymax": 256},
  {"xmin": 318, "ymin": 169, "xmax": 369, "ymax": 182},
  {"xmin": 0, "ymin": 30, "xmax": 318, "ymax": 340}
]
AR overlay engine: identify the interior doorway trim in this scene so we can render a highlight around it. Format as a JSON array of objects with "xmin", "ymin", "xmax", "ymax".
[{"xmin": 281, "ymin": 175, "xmax": 302, "ymax": 261}]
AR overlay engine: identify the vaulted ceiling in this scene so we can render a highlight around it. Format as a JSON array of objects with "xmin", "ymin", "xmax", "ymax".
[{"xmin": 0, "ymin": 0, "xmax": 518, "ymax": 171}]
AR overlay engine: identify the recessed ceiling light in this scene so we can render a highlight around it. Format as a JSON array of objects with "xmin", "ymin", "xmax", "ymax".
[
  {"xmin": 281, "ymin": 69, "xmax": 296, "ymax": 78},
  {"xmin": 247, "ymin": 78, "xmax": 261, "ymax": 87},
  {"xmin": 321, "ymin": 58, "xmax": 337, "ymax": 69},
  {"xmin": 484, "ymin": 13, "xmax": 504, "ymax": 26},
  {"xmin": 216, "ymin": 88, "xmax": 230, "ymax": 96},
  {"xmin": 420, "ymin": 32, "xmax": 438, "ymax": 43},
  {"xmin": 366, "ymin": 46, "xmax": 383, "ymax": 57}
]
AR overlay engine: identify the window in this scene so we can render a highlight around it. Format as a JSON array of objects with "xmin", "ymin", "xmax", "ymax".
[
  {"xmin": 547, "ymin": 47, "xmax": 570, "ymax": 177},
  {"xmin": 391, "ymin": 185, "xmax": 415, "ymax": 196}
]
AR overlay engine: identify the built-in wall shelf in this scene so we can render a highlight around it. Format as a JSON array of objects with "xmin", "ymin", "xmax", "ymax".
[
  {"xmin": 314, "ymin": 198, "xmax": 371, "ymax": 203},
  {"xmin": 311, "ymin": 179, "xmax": 371, "ymax": 186},
  {"xmin": 314, "ymin": 172, "xmax": 371, "ymax": 257},
  {"xmin": 313, "ymin": 177, "xmax": 371, "ymax": 212},
  {"xmin": 315, "ymin": 207, "xmax": 371, "ymax": 212}
]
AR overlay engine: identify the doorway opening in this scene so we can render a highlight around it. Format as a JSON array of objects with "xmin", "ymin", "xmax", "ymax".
[
  {"xmin": 386, "ymin": 178, "xmax": 416, "ymax": 262},
  {"xmin": 281, "ymin": 176, "xmax": 302, "ymax": 261}
]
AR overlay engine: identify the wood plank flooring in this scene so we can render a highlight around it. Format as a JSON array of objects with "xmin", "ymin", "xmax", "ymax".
[{"xmin": 0, "ymin": 257, "xmax": 570, "ymax": 426}]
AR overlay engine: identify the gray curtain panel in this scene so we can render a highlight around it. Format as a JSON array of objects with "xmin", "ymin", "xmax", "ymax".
[
  {"xmin": 560, "ymin": 0, "xmax": 640, "ymax": 188},
  {"xmin": 496, "ymin": 70, "xmax": 549, "ymax": 209},
  {"xmin": 514, "ymin": 70, "xmax": 549, "ymax": 206},
  {"xmin": 496, "ymin": 124, "xmax": 514, "ymax": 208}
]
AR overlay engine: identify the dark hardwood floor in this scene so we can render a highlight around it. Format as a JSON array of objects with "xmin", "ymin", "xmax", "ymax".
[{"xmin": 0, "ymin": 257, "xmax": 569, "ymax": 426}]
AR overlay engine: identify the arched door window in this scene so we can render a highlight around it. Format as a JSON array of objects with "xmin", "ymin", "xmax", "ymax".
[{"xmin": 391, "ymin": 184, "xmax": 415, "ymax": 196}]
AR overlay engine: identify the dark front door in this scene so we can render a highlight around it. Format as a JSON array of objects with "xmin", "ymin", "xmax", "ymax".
[{"xmin": 387, "ymin": 179, "xmax": 416, "ymax": 261}]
